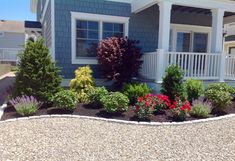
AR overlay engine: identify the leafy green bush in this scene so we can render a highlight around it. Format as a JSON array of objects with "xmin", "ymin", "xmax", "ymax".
[
  {"xmin": 205, "ymin": 89, "xmax": 232, "ymax": 113},
  {"xmin": 10, "ymin": 95, "xmax": 41, "ymax": 116},
  {"xmin": 88, "ymin": 87, "xmax": 109, "ymax": 106},
  {"xmin": 206, "ymin": 83, "xmax": 235, "ymax": 95},
  {"xmin": 100, "ymin": 92, "xmax": 129, "ymax": 113},
  {"xmin": 122, "ymin": 83, "xmax": 152, "ymax": 104},
  {"xmin": 161, "ymin": 65, "xmax": 187, "ymax": 101},
  {"xmin": 13, "ymin": 39, "xmax": 62, "ymax": 102},
  {"xmin": 52, "ymin": 90, "xmax": 78, "ymax": 111},
  {"xmin": 70, "ymin": 66, "xmax": 95, "ymax": 103},
  {"xmin": 185, "ymin": 79, "xmax": 204, "ymax": 102},
  {"xmin": 190, "ymin": 99, "xmax": 212, "ymax": 118}
]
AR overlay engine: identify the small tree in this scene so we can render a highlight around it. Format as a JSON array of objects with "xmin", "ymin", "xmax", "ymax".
[
  {"xmin": 161, "ymin": 65, "xmax": 187, "ymax": 101},
  {"xmin": 13, "ymin": 39, "xmax": 62, "ymax": 102},
  {"xmin": 97, "ymin": 37, "xmax": 142, "ymax": 87}
]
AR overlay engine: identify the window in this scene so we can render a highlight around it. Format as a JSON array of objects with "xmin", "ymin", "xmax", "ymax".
[
  {"xmin": 0, "ymin": 32, "xmax": 4, "ymax": 37},
  {"xmin": 76, "ymin": 20, "xmax": 99, "ymax": 57},
  {"xmin": 193, "ymin": 33, "xmax": 208, "ymax": 53},
  {"xmin": 176, "ymin": 32, "xmax": 191, "ymax": 52},
  {"xmin": 71, "ymin": 12, "xmax": 129, "ymax": 64},
  {"xmin": 103, "ymin": 22, "xmax": 124, "ymax": 39},
  {"xmin": 170, "ymin": 24, "xmax": 211, "ymax": 53}
]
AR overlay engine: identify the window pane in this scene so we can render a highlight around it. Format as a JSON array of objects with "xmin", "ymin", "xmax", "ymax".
[
  {"xmin": 176, "ymin": 32, "xmax": 191, "ymax": 52},
  {"xmin": 76, "ymin": 20, "xmax": 87, "ymax": 29},
  {"xmin": 103, "ymin": 23, "xmax": 113, "ymax": 31},
  {"xmin": 193, "ymin": 33, "xmax": 208, "ymax": 53},
  {"xmin": 88, "ymin": 30, "xmax": 99, "ymax": 39},
  {"xmin": 103, "ymin": 32, "xmax": 113, "ymax": 39},
  {"xmin": 114, "ymin": 23, "xmax": 123, "ymax": 32},
  {"xmin": 113, "ymin": 32, "xmax": 123, "ymax": 37},
  {"xmin": 77, "ymin": 29, "xmax": 87, "ymax": 39},
  {"xmin": 88, "ymin": 21, "xmax": 98, "ymax": 30},
  {"xmin": 76, "ymin": 40, "xmax": 98, "ymax": 57}
]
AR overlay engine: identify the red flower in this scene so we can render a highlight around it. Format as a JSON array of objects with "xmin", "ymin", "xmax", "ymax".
[
  {"xmin": 137, "ymin": 97, "xmax": 144, "ymax": 102},
  {"xmin": 169, "ymin": 105, "xmax": 176, "ymax": 109},
  {"xmin": 135, "ymin": 106, "xmax": 140, "ymax": 113}
]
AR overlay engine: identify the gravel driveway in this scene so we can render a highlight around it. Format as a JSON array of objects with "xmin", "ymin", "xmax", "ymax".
[{"xmin": 0, "ymin": 117, "xmax": 234, "ymax": 161}]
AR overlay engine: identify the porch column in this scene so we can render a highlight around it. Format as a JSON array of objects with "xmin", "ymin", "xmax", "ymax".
[
  {"xmin": 211, "ymin": 8, "xmax": 225, "ymax": 53},
  {"xmin": 211, "ymin": 8, "xmax": 225, "ymax": 82},
  {"xmin": 156, "ymin": 1, "xmax": 172, "ymax": 83}
]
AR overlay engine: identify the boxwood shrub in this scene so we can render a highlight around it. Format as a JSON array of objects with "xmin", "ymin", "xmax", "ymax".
[{"xmin": 100, "ymin": 92, "xmax": 129, "ymax": 113}]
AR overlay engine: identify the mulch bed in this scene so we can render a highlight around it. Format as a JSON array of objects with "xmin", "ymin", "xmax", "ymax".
[{"xmin": 2, "ymin": 102, "xmax": 235, "ymax": 122}]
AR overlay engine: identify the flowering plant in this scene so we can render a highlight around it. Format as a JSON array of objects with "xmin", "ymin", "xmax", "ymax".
[
  {"xmin": 134, "ymin": 94, "xmax": 156, "ymax": 119},
  {"xmin": 10, "ymin": 95, "xmax": 42, "ymax": 116},
  {"xmin": 134, "ymin": 94, "xmax": 171, "ymax": 119},
  {"xmin": 169, "ymin": 98, "xmax": 191, "ymax": 121},
  {"xmin": 155, "ymin": 94, "xmax": 171, "ymax": 111}
]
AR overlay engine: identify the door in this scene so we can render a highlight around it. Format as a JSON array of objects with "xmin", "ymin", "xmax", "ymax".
[{"xmin": 176, "ymin": 32, "xmax": 191, "ymax": 52}]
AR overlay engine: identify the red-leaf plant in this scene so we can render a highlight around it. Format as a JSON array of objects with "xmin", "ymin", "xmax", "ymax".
[{"xmin": 97, "ymin": 37, "xmax": 142, "ymax": 87}]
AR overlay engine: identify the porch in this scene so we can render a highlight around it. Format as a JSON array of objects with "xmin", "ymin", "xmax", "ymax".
[
  {"xmin": 132, "ymin": 0, "xmax": 235, "ymax": 82},
  {"xmin": 140, "ymin": 50, "xmax": 235, "ymax": 82}
]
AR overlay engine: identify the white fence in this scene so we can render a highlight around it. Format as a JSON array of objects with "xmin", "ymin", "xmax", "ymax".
[
  {"xmin": 140, "ymin": 50, "xmax": 235, "ymax": 82},
  {"xmin": 0, "ymin": 48, "xmax": 21, "ymax": 62}
]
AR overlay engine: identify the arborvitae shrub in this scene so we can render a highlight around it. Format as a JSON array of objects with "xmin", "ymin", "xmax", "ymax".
[
  {"xmin": 13, "ymin": 39, "xmax": 62, "ymax": 102},
  {"xmin": 161, "ymin": 65, "xmax": 187, "ymax": 101}
]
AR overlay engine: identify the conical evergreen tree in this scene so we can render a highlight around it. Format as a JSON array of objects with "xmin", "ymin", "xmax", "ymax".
[{"xmin": 13, "ymin": 39, "xmax": 62, "ymax": 102}]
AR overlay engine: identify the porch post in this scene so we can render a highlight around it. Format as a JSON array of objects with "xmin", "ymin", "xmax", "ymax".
[
  {"xmin": 211, "ymin": 8, "xmax": 225, "ymax": 82},
  {"xmin": 156, "ymin": 1, "xmax": 172, "ymax": 83}
]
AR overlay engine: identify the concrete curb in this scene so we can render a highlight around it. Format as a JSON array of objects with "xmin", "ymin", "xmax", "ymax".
[{"xmin": 1, "ymin": 103, "xmax": 235, "ymax": 126}]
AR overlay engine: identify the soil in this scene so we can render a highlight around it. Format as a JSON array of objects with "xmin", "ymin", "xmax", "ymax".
[{"xmin": 2, "ymin": 101, "xmax": 235, "ymax": 122}]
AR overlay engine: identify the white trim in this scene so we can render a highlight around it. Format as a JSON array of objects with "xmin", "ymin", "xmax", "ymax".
[
  {"xmin": 71, "ymin": 12, "xmax": 129, "ymax": 65},
  {"xmin": 132, "ymin": 0, "xmax": 235, "ymax": 13},
  {"xmin": 51, "ymin": 0, "xmax": 55, "ymax": 61},
  {"xmin": 170, "ymin": 24, "xmax": 212, "ymax": 52},
  {"xmin": 40, "ymin": 0, "xmax": 50, "ymax": 22}
]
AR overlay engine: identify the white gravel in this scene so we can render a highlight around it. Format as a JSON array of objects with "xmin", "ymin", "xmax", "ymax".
[{"xmin": 0, "ymin": 117, "xmax": 234, "ymax": 161}]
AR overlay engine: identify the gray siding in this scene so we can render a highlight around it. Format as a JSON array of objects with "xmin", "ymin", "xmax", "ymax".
[{"xmin": 0, "ymin": 32, "xmax": 25, "ymax": 49}]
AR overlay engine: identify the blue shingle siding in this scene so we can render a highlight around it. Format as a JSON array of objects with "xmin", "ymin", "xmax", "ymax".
[
  {"xmin": 129, "ymin": 5, "xmax": 159, "ymax": 53},
  {"xmin": 42, "ymin": 1, "xmax": 52, "ymax": 48},
  {"xmin": 54, "ymin": 0, "xmax": 131, "ymax": 79},
  {"xmin": 53, "ymin": 1, "xmax": 213, "ymax": 79}
]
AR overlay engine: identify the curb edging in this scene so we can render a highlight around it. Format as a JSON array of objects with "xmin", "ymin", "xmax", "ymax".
[{"xmin": 1, "ymin": 103, "xmax": 235, "ymax": 126}]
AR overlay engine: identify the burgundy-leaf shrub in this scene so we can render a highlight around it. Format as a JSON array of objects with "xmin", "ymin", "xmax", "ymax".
[{"xmin": 97, "ymin": 37, "xmax": 142, "ymax": 86}]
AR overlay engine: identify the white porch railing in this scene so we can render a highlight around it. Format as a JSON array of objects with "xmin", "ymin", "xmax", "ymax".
[
  {"xmin": 225, "ymin": 54, "xmax": 235, "ymax": 80},
  {"xmin": 140, "ymin": 50, "xmax": 235, "ymax": 82},
  {"xmin": 0, "ymin": 48, "xmax": 21, "ymax": 62}
]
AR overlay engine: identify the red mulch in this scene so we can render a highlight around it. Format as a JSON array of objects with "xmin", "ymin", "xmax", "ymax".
[{"xmin": 2, "ymin": 102, "xmax": 235, "ymax": 122}]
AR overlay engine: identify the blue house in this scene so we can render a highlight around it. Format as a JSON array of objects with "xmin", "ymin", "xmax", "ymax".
[{"xmin": 31, "ymin": 0, "xmax": 235, "ymax": 85}]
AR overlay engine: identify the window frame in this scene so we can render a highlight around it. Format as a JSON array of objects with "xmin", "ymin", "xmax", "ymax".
[
  {"xmin": 170, "ymin": 24, "xmax": 212, "ymax": 53},
  {"xmin": 71, "ymin": 12, "xmax": 129, "ymax": 64}
]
